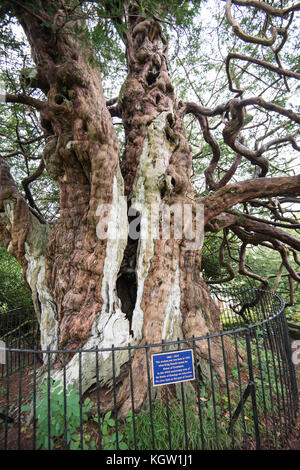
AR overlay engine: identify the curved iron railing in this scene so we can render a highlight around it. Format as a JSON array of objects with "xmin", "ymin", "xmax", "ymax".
[
  {"xmin": 212, "ymin": 286, "xmax": 285, "ymax": 330},
  {"xmin": 0, "ymin": 288, "xmax": 298, "ymax": 450}
]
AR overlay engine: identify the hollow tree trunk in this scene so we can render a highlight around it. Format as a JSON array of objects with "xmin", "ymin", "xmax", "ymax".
[
  {"xmin": 0, "ymin": 4, "xmax": 234, "ymax": 413},
  {"xmin": 114, "ymin": 10, "xmax": 236, "ymax": 414}
]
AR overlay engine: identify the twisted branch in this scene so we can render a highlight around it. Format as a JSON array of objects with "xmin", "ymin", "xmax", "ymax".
[{"xmin": 225, "ymin": 0, "xmax": 277, "ymax": 46}]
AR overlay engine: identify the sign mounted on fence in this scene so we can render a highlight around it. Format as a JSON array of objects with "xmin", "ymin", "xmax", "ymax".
[
  {"xmin": 151, "ymin": 349, "xmax": 195, "ymax": 387},
  {"xmin": 0, "ymin": 340, "xmax": 6, "ymax": 364}
]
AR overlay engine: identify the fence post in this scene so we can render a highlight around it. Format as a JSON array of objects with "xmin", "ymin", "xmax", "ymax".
[
  {"xmin": 245, "ymin": 326, "xmax": 261, "ymax": 449},
  {"xmin": 280, "ymin": 307, "xmax": 299, "ymax": 419}
]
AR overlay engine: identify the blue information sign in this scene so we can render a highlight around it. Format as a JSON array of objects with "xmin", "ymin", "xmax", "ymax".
[{"xmin": 151, "ymin": 349, "xmax": 195, "ymax": 387}]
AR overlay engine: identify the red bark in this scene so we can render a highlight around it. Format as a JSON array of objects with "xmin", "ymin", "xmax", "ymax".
[
  {"xmin": 15, "ymin": 6, "xmax": 120, "ymax": 349},
  {"xmin": 2, "ymin": 2, "xmax": 298, "ymax": 416}
]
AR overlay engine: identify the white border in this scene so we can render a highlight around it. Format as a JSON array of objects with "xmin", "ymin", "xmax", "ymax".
[{"xmin": 151, "ymin": 348, "xmax": 195, "ymax": 387}]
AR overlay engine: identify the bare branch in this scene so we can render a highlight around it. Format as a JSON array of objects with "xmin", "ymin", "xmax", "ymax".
[
  {"xmin": 226, "ymin": 52, "xmax": 300, "ymax": 81},
  {"xmin": 225, "ymin": 0, "xmax": 277, "ymax": 46},
  {"xmin": 106, "ymin": 96, "xmax": 119, "ymax": 107},
  {"xmin": 203, "ymin": 174, "xmax": 300, "ymax": 224},
  {"xmin": 228, "ymin": 0, "xmax": 300, "ymax": 17},
  {"xmin": 279, "ymin": 197, "xmax": 300, "ymax": 204},
  {"xmin": 22, "ymin": 159, "xmax": 46, "ymax": 223},
  {"xmin": 218, "ymin": 152, "xmax": 242, "ymax": 187},
  {"xmin": 248, "ymin": 199, "xmax": 300, "ymax": 225},
  {"xmin": 240, "ymin": 217, "xmax": 300, "ymax": 251},
  {"xmin": 222, "ymin": 99, "xmax": 269, "ymax": 176},
  {"xmin": 239, "ymin": 242, "xmax": 269, "ymax": 286},
  {"xmin": 274, "ymin": 243, "xmax": 300, "ymax": 282},
  {"xmin": 237, "ymin": 97, "xmax": 300, "ymax": 124},
  {"xmin": 191, "ymin": 113, "xmax": 221, "ymax": 190},
  {"xmin": 269, "ymin": 263, "xmax": 284, "ymax": 292},
  {"xmin": 206, "ymin": 230, "xmax": 236, "ymax": 284},
  {"xmin": 181, "ymin": 101, "xmax": 229, "ymax": 118},
  {"xmin": 5, "ymin": 93, "xmax": 47, "ymax": 111},
  {"xmin": 285, "ymin": 275, "xmax": 295, "ymax": 307},
  {"xmin": 259, "ymin": 134, "xmax": 300, "ymax": 152},
  {"xmin": 228, "ymin": 209, "xmax": 300, "ymax": 230}
]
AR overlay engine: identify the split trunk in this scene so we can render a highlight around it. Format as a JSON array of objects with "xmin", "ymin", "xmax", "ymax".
[{"xmin": 0, "ymin": 7, "xmax": 234, "ymax": 413}]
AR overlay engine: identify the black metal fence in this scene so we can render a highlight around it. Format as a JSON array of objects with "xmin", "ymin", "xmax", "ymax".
[
  {"xmin": 0, "ymin": 306, "xmax": 39, "ymax": 379},
  {"xmin": 0, "ymin": 288, "xmax": 298, "ymax": 450}
]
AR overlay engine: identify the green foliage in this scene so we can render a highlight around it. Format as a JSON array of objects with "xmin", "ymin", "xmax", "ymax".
[
  {"xmin": 286, "ymin": 310, "xmax": 300, "ymax": 323},
  {"xmin": 92, "ymin": 410, "xmax": 129, "ymax": 450},
  {"xmin": 220, "ymin": 309, "xmax": 263, "ymax": 331},
  {"xmin": 0, "ymin": 242, "xmax": 32, "ymax": 310},
  {"xmin": 201, "ymin": 235, "xmax": 224, "ymax": 281},
  {"xmin": 201, "ymin": 230, "xmax": 300, "ymax": 326},
  {"xmin": 22, "ymin": 379, "xmax": 95, "ymax": 450},
  {"xmin": 22, "ymin": 379, "xmax": 129, "ymax": 450}
]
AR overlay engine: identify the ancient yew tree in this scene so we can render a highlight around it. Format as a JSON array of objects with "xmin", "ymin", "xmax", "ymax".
[{"xmin": 0, "ymin": 0, "xmax": 299, "ymax": 412}]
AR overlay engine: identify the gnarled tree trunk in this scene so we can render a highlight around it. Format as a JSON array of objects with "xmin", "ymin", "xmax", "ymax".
[
  {"xmin": 1, "ymin": 0, "xmax": 300, "ymax": 418},
  {"xmin": 0, "ymin": 3, "xmax": 250, "ymax": 413},
  {"xmin": 112, "ymin": 9, "xmax": 236, "ymax": 414}
]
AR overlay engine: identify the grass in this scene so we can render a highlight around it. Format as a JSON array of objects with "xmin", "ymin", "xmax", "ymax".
[{"xmin": 121, "ymin": 392, "xmax": 242, "ymax": 450}]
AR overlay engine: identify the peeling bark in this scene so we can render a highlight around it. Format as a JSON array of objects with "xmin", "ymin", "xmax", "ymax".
[
  {"xmin": 111, "ymin": 11, "xmax": 236, "ymax": 415},
  {"xmin": 1, "ymin": 5, "xmax": 239, "ymax": 413},
  {"xmin": 0, "ymin": 158, "xmax": 58, "ymax": 351},
  {"xmin": 16, "ymin": 7, "xmax": 124, "ymax": 352},
  {"xmin": 1, "ymin": 5, "xmax": 133, "ymax": 368}
]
